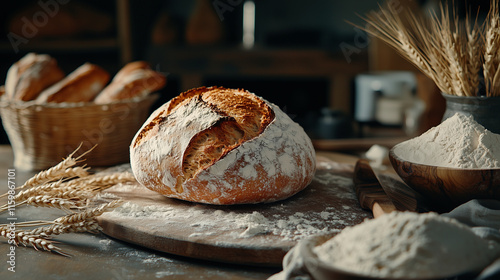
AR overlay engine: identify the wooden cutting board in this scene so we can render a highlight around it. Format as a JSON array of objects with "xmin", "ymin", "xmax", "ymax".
[{"xmin": 97, "ymin": 155, "xmax": 372, "ymax": 267}]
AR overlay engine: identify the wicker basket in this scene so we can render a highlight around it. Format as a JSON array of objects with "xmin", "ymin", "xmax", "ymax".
[{"xmin": 0, "ymin": 94, "xmax": 159, "ymax": 171}]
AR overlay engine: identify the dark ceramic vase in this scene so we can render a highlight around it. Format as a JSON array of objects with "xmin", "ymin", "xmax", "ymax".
[{"xmin": 441, "ymin": 93, "xmax": 500, "ymax": 134}]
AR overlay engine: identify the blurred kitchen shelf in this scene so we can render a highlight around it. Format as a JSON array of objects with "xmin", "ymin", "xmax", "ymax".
[
  {"xmin": 312, "ymin": 136, "xmax": 409, "ymax": 152},
  {"xmin": 359, "ymin": 125, "xmax": 409, "ymax": 138},
  {"xmin": 148, "ymin": 45, "xmax": 369, "ymax": 113},
  {"xmin": 0, "ymin": 0, "xmax": 132, "ymax": 65},
  {"xmin": 0, "ymin": 38, "xmax": 119, "ymax": 53},
  {"xmin": 313, "ymin": 126, "xmax": 409, "ymax": 152}
]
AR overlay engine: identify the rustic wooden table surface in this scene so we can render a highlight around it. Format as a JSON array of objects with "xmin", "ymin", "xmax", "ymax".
[{"xmin": 0, "ymin": 145, "xmax": 359, "ymax": 280}]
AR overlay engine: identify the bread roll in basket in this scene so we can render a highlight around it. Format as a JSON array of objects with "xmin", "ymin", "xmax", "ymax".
[
  {"xmin": 0, "ymin": 94, "xmax": 158, "ymax": 171},
  {"xmin": 0, "ymin": 54, "xmax": 163, "ymax": 171},
  {"xmin": 130, "ymin": 86, "xmax": 316, "ymax": 205}
]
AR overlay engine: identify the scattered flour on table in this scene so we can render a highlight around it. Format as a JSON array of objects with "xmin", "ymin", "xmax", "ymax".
[
  {"xmin": 105, "ymin": 183, "xmax": 144, "ymax": 192},
  {"xmin": 98, "ymin": 239, "xmax": 112, "ymax": 248},
  {"xmin": 313, "ymin": 172, "xmax": 351, "ymax": 187},
  {"xmin": 312, "ymin": 172, "xmax": 356, "ymax": 200},
  {"xmin": 111, "ymin": 247, "xmax": 174, "ymax": 265},
  {"xmin": 313, "ymin": 211, "xmax": 500, "ymax": 279},
  {"xmin": 394, "ymin": 113, "xmax": 500, "ymax": 168},
  {"xmin": 155, "ymin": 271, "xmax": 185, "ymax": 278},
  {"xmin": 109, "ymin": 202, "xmax": 350, "ymax": 241},
  {"xmin": 316, "ymin": 160, "xmax": 352, "ymax": 172},
  {"xmin": 105, "ymin": 162, "xmax": 361, "ymax": 242},
  {"xmin": 98, "ymin": 163, "xmax": 133, "ymax": 174}
]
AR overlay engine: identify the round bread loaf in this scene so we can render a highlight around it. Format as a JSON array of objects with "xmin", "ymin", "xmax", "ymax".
[{"xmin": 130, "ymin": 86, "xmax": 316, "ymax": 204}]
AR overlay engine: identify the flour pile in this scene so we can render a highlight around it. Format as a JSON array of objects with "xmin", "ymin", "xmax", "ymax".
[
  {"xmin": 313, "ymin": 211, "xmax": 499, "ymax": 278},
  {"xmin": 393, "ymin": 113, "xmax": 500, "ymax": 168}
]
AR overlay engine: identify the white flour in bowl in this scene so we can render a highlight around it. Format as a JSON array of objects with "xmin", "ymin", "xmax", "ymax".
[
  {"xmin": 393, "ymin": 113, "xmax": 500, "ymax": 168},
  {"xmin": 313, "ymin": 211, "xmax": 500, "ymax": 279}
]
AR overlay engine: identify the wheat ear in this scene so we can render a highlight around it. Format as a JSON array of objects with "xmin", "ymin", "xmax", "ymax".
[
  {"xmin": 29, "ymin": 221, "xmax": 102, "ymax": 236},
  {"xmin": 53, "ymin": 200, "xmax": 123, "ymax": 224},
  {"xmin": 362, "ymin": 7, "xmax": 434, "ymax": 78},
  {"xmin": 356, "ymin": 1, "xmax": 493, "ymax": 96},
  {"xmin": 0, "ymin": 227, "xmax": 69, "ymax": 257},
  {"xmin": 12, "ymin": 180, "xmax": 66, "ymax": 202},
  {"xmin": 0, "ymin": 166, "xmax": 90, "ymax": 201},
  {"xmin": 18, "ymin": 145, "xmax": 91, "ymax": 189},
  {"xmin": 11, "ymin": 172, "xmax": 133, "ymax": 203},
  {"xmin": 483, "ymin": 0, "xmax": 500, "ymax": 96},
  {"xmin": 64, "ymin": 172, "xmax": 136, "ymax": 191},
  {"xmin": 466, "ymin": 12, "xmax": 482, "ymax": 96},
  {"xmin": 24, "ymin": 195, "xmax": 86, "ymax": 211}
]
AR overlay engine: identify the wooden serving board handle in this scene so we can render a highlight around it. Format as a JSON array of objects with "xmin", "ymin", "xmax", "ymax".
[{"xmin": 354, "ymin": 159, "xmax": 397, "ymax": 218}]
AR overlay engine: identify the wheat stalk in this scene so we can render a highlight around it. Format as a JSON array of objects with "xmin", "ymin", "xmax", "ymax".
[
  {"xmin": 65, "ymin": 172, "xmax": 136, "ymax": 191},
  {"xmin": 0, "ymin": 166, "xmax": 89, "ymax": 200},
  {"xmin": 24, "ymin": 195, "xmax": 86, "ymax": 211},
  {"xmin": 27, "ymin": 200, "xmax": 122, "ymax": 236},
  {"xmin": 0, "ymin": 181, "xmax": 86, "ymax": 213},
  {"xmin": 54, "ymin": 200, "xmax": 123, "ymax": 225},
  {"xmin": 19, "ymin": 159, "xmax": 78, "ymax": 190},
  {"xmin": 0, "ymin": 172, "xmax": 134, "ymax": 213},
  {"xmin": 13, "ymin": 180, "xmax": 66, "ymax": 202},
  {"xmin": 437, "ymin": 4, "xmax": 468, "ymax": 96},
  {"xmin": 483, "ymin": 1, "xmax": 500, "ymax": 96},
  {"xmin": 0, "ymin": 226, "xmax": 69, "ymax": 257},
  {"xmin": 18, "ymin": 145, "xmax": 92, "ymax": 189},
  {"xmin": 0, "ymin": 144, "xmax": 131, "ymax": 256},
  {"xmin": 362, "ymin": 7, "xmax": 434, "ymax": 78},
  {"xmin": 411, "ymin": 8, "xmax": 460, "ymax": 95},
  {"xmin": 466, "ymin": 12, "xmax": 482, "ymax": 96},
  {"xmin": 20, "ymin": 172, "xmax": 133, "ymax": 198},
  {"xmin": 29, "ymin": 221, "xmax": 102, "ymax": 236},
  {"xmin": 0, "ymin": 200, "xmax": 122, "ymax": 255},
  {"xmin": 0, "ymin": 220, "xmax": 52, "ymax": 228}
]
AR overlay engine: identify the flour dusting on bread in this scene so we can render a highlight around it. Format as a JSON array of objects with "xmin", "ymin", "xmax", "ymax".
[{"xmin": 130, "ymin": 86, "xmax": 316, "ymax": 205}]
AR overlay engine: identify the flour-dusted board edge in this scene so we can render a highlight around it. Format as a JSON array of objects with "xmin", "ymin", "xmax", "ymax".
[{"xmin": 96, "ymin": 156, "xmax": 372, "ymax": 266}]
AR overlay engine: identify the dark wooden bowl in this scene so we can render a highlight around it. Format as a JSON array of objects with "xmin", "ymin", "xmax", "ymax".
[{"xmin": 389, "ymin": 146, "xmax": 500, "ymax": 212}]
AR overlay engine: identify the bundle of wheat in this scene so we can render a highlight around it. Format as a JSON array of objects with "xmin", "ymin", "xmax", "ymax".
[
  {"xmin": 0, "ymin": 145, "xmax": 135, "ymax": 256},
  {"xmin": 358, "ymin": 0, "xmax": 500, "ymax": 97}
]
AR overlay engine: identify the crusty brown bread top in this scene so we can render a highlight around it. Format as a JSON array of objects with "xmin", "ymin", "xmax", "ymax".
[
  {"xmin": 165, "ymin": 86, "xmax": 274, "ymax": 136},
  {"xmin": 133, "ymin": 86, "xmax": 275, "ymax": 185},
  {"xmin": 93, "ymin": 66, "xmax": 166, "ymax": 104},
  {"xmin": 35, "ymin": 63, "xmax": 110, "ymax": 103},
  {"xmin": 112, "ymin": 61, "xmax": 151, "ymax": 83},
  {"xmin": 5, "ymin": 53, "xmax": 65, "ymax": 101}
]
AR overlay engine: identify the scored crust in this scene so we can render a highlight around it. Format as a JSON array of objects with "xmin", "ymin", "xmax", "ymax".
[{"xmin": 130, "ymin": 86, "xmax": 315, "ymax": 204}]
